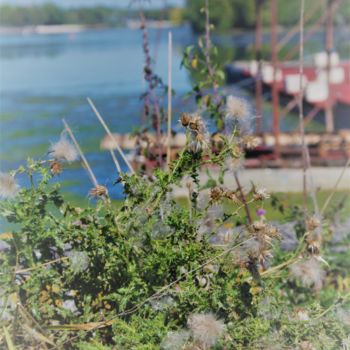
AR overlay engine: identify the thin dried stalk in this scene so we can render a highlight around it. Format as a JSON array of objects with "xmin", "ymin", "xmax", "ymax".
[
  {"xmin": 167, "ymin": 31, "xmax": 173, "ymax": 167},
  {"xmin": 87, "ymin": 97, "xmax": 134, "ymax": 174},
  {"xmin": 321, "ymin": 157, "xmax": 350, "ymax": 215},
  {"xmin": 297, "ymin": 0, "xmax": 319, "ymax": 216},
  {"xmin": 62, "ymin": 119, "xmax": 98, "ymax": 187}
]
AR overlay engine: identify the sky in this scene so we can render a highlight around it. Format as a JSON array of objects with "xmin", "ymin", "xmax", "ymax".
[{"xmin": 0, "ymin": 0, "xmax": 185, "ymax": 7}]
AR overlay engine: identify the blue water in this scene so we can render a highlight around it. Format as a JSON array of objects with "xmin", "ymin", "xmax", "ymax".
[
  {"xmin": 1, "ymin": 26, "xmax": 348, "ymax": 200},
  {"xmin": 0, "ymin": 26, "xmax": 196, "ymax": 199}
]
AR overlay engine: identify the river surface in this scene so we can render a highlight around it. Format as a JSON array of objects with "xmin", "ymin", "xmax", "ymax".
[{"xmin": 0, "ymin": 26, "xmax": 348, "ymax": 200}]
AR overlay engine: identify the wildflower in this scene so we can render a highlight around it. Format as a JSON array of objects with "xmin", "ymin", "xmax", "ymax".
[
  {"xmin": 89, "ymin": 185, "xmax": 108, "ymax": 198},
  {"xmin": 67, "ymin": 251, "xmax": 89, "ymax": 273},
  {"xmin": 161, "ymin": 330, "xmax": 190, "ymax": 350},
  {"xmin": 49, "ymin": 135, "xmax": 79, "ymax": 163},
  {"xmin": 256, "ymin": 208, "xmax": 266, "ymax": 217},
  {"xmin": 187, "ymin": 313, "xmax": 225, "ymax": 348},
  {"xmin": 253, "ymin": 187, "xmax": 270, "ymax": 201},
  {"xmin": 0, "ymin": 172, "xmax": 19, "ymax": 199},
  {"xmin": 289, "ymin": 257, "xmax": 325, "ymax": 291}
]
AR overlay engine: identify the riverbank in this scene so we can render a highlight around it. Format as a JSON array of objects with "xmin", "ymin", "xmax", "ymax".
[{"xmin": 174, "ymin": 167, "xmax": 350, "ymax": 198}]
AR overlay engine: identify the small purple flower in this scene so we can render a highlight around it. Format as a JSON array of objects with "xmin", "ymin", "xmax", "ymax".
[{"xmin": 256, "ymin": 208, "xmax": 266, "ymax": 217}]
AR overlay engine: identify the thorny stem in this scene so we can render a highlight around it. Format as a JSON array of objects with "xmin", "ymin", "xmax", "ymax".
[
  {"xmin": 140, "ymin": 12, "xmax": 163, "ymax": 167},
  {"xmin": 204, "ymin": 0, "xmax": 217, "ymax": 94},
  {"xmin": 233, "ymin": 171, "xmax": 252, "ymax": 224},
  {"xmin": 313, "ymin": 292, "xmax": 350, "ymax": 320}
]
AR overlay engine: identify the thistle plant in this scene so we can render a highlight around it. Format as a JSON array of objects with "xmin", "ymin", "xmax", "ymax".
[{"xmin": 0, "ymin": 112, "xmax": 349, "ymax": 349}]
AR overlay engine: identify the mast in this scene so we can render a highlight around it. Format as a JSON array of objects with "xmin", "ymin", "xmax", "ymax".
[
  {"xmin": 270, "ymin": 0, "xmax": 280, "ymax": 157},
  {"xmin": 255, "ymin": 0, "xmax": 263, "ymax": 134},
  {"xmin": 325, "ymin": 0, "xmax": 336, "ymax": 133}
]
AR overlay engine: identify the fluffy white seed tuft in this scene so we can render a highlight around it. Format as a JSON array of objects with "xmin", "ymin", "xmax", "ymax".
[
  {"xmin": 289, "ymin": 257, "xmax": 325, "ymax": 291},
  {"xmin": 225, "ymin": 95, "xmax": 253, "ymax": 135},
  {"xmin": 161, "ymin": 330, "xmax": 190, "ymax": 350},
  {"xmin": 187, "ymin": 312, "xmax": 225, "ymax": 348},
  {"xmin": 50, "ymin": 135, "xmax": 79, "ymax": 162},
  {"xmin": 0, "ymin": 172, "xmax": 19, "ymax": 199}
]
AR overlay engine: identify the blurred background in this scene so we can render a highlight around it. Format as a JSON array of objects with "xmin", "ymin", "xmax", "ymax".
[{"xmin": 0, "ymin": 0, "xmax": 349, "ymax": 201}]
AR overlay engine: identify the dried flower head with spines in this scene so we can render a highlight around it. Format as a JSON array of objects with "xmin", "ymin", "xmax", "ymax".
[
  {"xmin": 50, "ymin": 134, "xmax": 79, "ymax": 163},
  {"xmin": 253, "ymin": 187, "xmax": 270, "ymax": 201},
  {"xmin": 0, "ymin": 172, "xmax": 19, "ymax": 199},
  {"xmin": 50, "ymin": 161, "xmax": 63, "ymax": 175},
  {"xmin": 89, "ymin": 185, "xmax": 108, "ymax": 198},
  {"xmin": 180, "ymin": 113, "xmax": 191, "ymax": 127},
  {"xmin": 187, "ymin": 312, "xmax": 225, "ymax": 348}
]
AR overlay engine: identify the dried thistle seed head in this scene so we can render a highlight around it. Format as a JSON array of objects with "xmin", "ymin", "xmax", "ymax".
[
  {"xmin": 180, "ymin": 113, "xmax": 191, "ymax": 127},
  {"xmin": 89, "ymin": 185, "xmax": 108, "ymax": 198},
  {"xmin": 226, "ymin": 95, "xmax": 249, "ymax": 119},
  {"xmin": 0, "ymin": 172, "xmax": 19, "ymax": 199},
  {"xmin": 289, "ymin": 257, "xmax": 325, "ymax": 291},
  {"xmin": 210, "ymin": 186, "xmax": 224, "ymax": 202},
  {"xmin": 188, "ymin": 114, "xmax": 205, "ymax": 132},
  {"xmin": 242, "ymin": 135, "xmax": 260, "ymax": 150},
  {"xmin": 223, "ymin": 190, "xmax": 241, "ymax": 203},
  {"xmin": 50, "ymin": 135, "xmax": 79, "ymax": 163},
  {"xmin": 252, "ymin": 220, "xmax": 267, "ymax": 232},
  {"xmin": 306, "ymin": 216, "xmax": 321, "ymax": 231},
  {"xmin": 187, "ymin": 313, "xmax": 225, "ymax": 348},
  {"xmin": 305, "ymin": 232, "xmax": 321, "ymax": 255},
  {"xmin": 253, "ymin": 187, "xmax": 270, "ymax": 201},
  {"xmin": 265, "ymin": 225, "xmax": 280, "ymax": 239},
  {"xmin": 50, "ymin": 161, "xmax": 62, "ymax": 175}
]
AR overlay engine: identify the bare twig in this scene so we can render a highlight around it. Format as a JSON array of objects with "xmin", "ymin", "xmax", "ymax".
[
  {"xmin": 62, "ymin": 119, "xmax": 98, "ymax": 187},
  {"xmin": 87, "ymin": 97, "xmax": 134, "ymax": 174}
]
